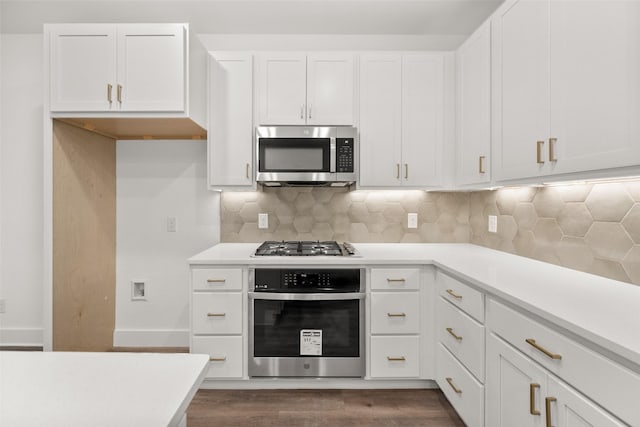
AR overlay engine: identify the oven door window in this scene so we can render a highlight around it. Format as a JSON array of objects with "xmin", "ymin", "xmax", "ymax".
[
  {"xmin": 258, "ymin": 138, "xmax": 331, "ymax": 172},
  {"xmin": 253, "ymin": 299, "xmax": 360, "ymax": 357}
]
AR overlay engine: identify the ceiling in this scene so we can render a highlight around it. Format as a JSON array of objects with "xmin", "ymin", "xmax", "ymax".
[{"xmin": 0, "ymin": 0, "xmax": 503, "ymax": 35}]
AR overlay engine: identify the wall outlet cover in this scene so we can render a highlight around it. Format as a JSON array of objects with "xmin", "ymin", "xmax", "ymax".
[
  {"xmin": 488, "ymin": 215, "xmax": 498, "ymax": 233},
  {"xmin": 131, "ymin": 281, "xmax": 147, "ymax": 301},
  {"xmin": 167, "ymin": 217, "xmax": 177, "ymax": 232},
  {"xmin": 258, "ymin": 213, "xmax": 269, "ymax": 229},
  {"xmin": 408, "ymin": 213, "xmax": 418, "ymax": 229}
]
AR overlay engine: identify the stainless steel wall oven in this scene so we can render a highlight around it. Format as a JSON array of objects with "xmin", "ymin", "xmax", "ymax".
[{"xmin": 248, "ymin": 268, "xmax": 365, "ymax": 378}]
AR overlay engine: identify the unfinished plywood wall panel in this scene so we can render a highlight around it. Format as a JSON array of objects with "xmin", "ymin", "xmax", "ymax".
[{"xmin": 53, "ymin": 120, "xmax": 116, "ymax": 351}]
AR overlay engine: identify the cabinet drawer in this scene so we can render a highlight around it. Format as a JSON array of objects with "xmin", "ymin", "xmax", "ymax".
[
  {"xmin": 437, "ymin": 270, "xmax": 484, "ymax": 322},
  {"xmin": 192, "ymin": 336, "xmax": 243, "ymax": 378},
  {"xmin": 437, "ymin": 297, "xmax": 485, "ymax": 382},
  {"xmin": 371, "ymin": 293, "xmax": 420, "ymax": 334},
  {"xmin": 192, "ymin": 268, "xmax": 243, "ymax": 291},
  {"xmin": 488, "ymin": 298, "xmax": 640, "ymax": 427},
  {"xmin": 192, "ymin": 293, "xmax": 242, "ymax": 334},
  {"xmin": 371, "ymin": 268, "xmax": 420, "ymax": 290},
  {"xmin": 370, "ymin": 336, "xmax": 420, "ymax": 378},
  {"xmin": 436, "ymin": 343, "xmax": 484, "ymax": 427}
]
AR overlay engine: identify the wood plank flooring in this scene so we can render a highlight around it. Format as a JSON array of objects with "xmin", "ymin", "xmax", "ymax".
[{"xmin": 187, "ymin": 389, "xmax": 466, "ymax": 427}]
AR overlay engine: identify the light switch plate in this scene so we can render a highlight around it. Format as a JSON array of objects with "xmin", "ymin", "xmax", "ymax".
[
  {"xmin": 488, "ymin": 215, "xmax": 498, "ymax": 233},
  {"xmin": 408, "ymin": 213, "xmax": 418, "ymax": 229},
  {"xmin": 258, "ymin": 213, "xmax": 269, "ymax": 229}
]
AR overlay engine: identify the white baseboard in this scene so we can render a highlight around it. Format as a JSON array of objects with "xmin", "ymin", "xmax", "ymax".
[
  {"xmin": 113, "ymin": 329, "xmax": 189, "ymax": 347},
  {"xmin": 0, "ymin": 328, "xmax": 43, "ymax": 346}
]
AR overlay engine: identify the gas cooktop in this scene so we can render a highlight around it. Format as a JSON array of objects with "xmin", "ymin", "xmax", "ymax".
[{"xmin": 254, "ymin": 241, "xmax": 357, "ymax": 257}]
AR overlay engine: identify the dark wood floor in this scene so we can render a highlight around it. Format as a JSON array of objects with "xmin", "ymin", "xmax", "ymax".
[{"xmin": 187, "ymin": 389, "xmax": 466, "ymax": 427}]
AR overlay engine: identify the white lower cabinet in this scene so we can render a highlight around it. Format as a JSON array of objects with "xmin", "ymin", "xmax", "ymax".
[
  {"xmin": 487, "ymin": 332, "xmax": 626, "ymax": 427},
  {"xmin": 190, "ymin": 267, "xmax": 245, "ymax": 380},
  {"xmin": 369, "ymin": 267, "xmax": 424, "ymax": 379}
]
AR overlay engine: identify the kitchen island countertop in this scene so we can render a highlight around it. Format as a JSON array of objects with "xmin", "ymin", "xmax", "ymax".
[{"xmin": 189, "ymin": 242, "xmax": 640, "ymax": 369}]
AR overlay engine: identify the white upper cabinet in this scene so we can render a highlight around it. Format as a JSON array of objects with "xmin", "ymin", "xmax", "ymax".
[
  {"xmin": 493, "ymin": 0, "xmax": 640, "ymax": 182},
  {"xmin": 208, "ymin": 53, "xmax": 254, "ymax": 189},
  {"xmin": 456, "ymin": 21, "xmax": 492, "ymax": 186},
  {"xmin": 49, "ymin": 23, "xmax": 187, "ymax": 113},
  {"xmin": 359, "ymin": 53, "xmax": 447, "ymax": 188},
  {"xmin": 257, "ymin": 53, "xmax": 354, "ymax": 125}
]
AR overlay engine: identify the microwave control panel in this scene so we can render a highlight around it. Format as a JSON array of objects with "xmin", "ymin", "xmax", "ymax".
[{"xmin": 336, "ymin": 138, "xmax": 355, "ymax": 173}]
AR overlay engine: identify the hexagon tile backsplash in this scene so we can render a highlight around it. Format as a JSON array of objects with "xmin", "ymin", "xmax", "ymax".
[{"xmin": 221, "ymin": 180, "xmax": 640, "ymax": 286}]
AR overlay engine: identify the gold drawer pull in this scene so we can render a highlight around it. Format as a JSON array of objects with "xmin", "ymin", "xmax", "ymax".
[
  {"xmin": 446, "ymin": 289, "xmax": 463, "ymax": 299},
  {"xmin": 530, "ymin": 383, "xmax": 541, "ymax": 415},
  {"xmin": 526, "ymin": 338, "xmax": 562, "ymax": 360},
  {"xmin": 545, "ymin": 397, "xmax": 557, "ymax": 427},
  {"xmin": 207, "ymin": 313, "xmax": 226, "ymax": 317},
  {"xmin": 446, "ymin": 377, "xmax": 462, "ymax": 394},
  {"xmin": 537, "ymin": 140, "xmax": 545, "ymax": 164},
  {"xmin": 446, "ymin": 327, "xmax": 462, "ymax": 341},
  {"xmin": 479, "ymin": 155, "xmax": 485, "ymax": 174},
  {"xmin": 386, "ymin": 278, "xmax": 406, "ymax": 283},
  {"xmin": 107, "ymin": 83, "xmax": 113, "ymax": 103},
  {"xmin": 387, "ymin": 313, "xmax": 406, "ymax": 317},
  {"xmin": 209, "ymin": 356, "xmax": 226, "ymax": 362},
  {"xmin": 207, "ymin": 279, "xmax": 226, "ymax": 283},
  {"xmin": 387, "ymin": 356, "xmax": 406, "ymax": 362}
]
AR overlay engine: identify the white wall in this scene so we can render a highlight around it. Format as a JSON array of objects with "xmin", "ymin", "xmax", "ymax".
[
  {"xmin": 115, "ymin": 140, "xmax": 219, "ymax": 347},
  {"xmin": 0, "ymin": 34, "xmax": 44, "ymax": 345}
]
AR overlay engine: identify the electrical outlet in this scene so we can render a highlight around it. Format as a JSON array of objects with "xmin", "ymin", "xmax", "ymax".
[
  {"xmin": 167, "ymin": 217, "xmax": 177, "ymax": 232},
  {"xmin": 132, "ymin": 281, "xmax": 146, "ymax": 301},
  {"xmin": 488, "ymin": 215, "xmax": 498, "ymax": 233},
  {"xmin": 258, "ymin": 213, "xmax": 269, "ymax": 229},
  {"xmin": 407, "ymin": 213, "xmax": 418, "ymax": 229},
  {"xmin": 0, "ymin": 299, "xmax": 6, "ymax": 313}
]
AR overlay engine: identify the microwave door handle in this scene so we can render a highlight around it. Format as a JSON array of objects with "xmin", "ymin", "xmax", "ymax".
[{"xmin": 330, "ymin": 137, "xmax": 337, "ymax": 173}]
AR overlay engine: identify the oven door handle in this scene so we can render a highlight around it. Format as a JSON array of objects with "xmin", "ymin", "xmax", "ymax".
[{"xmin": 248, "ymin": 292, "xmax": 365, "ymax": 301}]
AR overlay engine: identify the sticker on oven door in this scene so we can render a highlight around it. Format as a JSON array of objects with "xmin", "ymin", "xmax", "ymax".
[{"xmin": 300, "ymin": 330, "xmax": 322, "ymax": 356}]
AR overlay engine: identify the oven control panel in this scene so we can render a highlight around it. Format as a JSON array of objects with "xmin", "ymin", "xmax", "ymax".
[
  {"xmin": 254, "ymin": 268, "xmax": 361, "ymax": 292},
  {"xmin": 336, "ymin": 138, "xmax": 354, "ymax": 173}
]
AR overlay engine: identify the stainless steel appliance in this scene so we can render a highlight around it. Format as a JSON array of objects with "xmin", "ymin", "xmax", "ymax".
[
  {"xmin": 255, "ymin": 126, "xmax": 357, "ymax": 186},
  {"xmin": 254, "ymin": 240, "xmax": 358, "ymax": 257},
  {"xmin": 248, "ymin": 267, "xmax": 365, "ymax": 377}
]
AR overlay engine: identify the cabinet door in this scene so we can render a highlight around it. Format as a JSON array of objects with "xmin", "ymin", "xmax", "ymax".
[
  {"xmin": 486, "ymin": 333, "xmax": 547, "ymax": 427},
  {"xmin": 456, "ymin": 21, "xmax": 492, "ymax": 186},
  {"xmin": 402, "ymin": 53, "xmax": 445, "ymax": 187},
  {"xmin": 547, "ymin": 377, "xmax": 626, "ymax": 427},
  {"xmin": 50, "ymin": 24, "xmax": 116, "ymax": 111},
  {"xmin": 116, "ymin": 24, "xmax": 185, "ymax": 112},
  {"xmin": 208, "ymin": 53, "xmax": 254, "ymax": 188},
  {"xmin": 492, "ymin": 0, "xmax": 551, "ymax": 181},
  {"xmin": 306, "ymin": 53, "xmax": 354, "ymax": 125},
  {"xmin": 549, "ymin": 0, "xmax": 640, "ymax": 174},
  {"xmin": 257, "ymin": 53, "xmax": 307, "ymax": 125},
  {"xmin": 359, "ymin": 54, "xmax": 402, "ymax": 187}
]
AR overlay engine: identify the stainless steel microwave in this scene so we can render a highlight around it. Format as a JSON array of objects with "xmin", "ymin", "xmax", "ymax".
[{"xmin": 255, "ymin": 126, "xmax": 357, "ymax": 186}]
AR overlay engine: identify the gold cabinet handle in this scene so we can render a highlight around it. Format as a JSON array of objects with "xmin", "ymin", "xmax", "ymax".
[
  {"xmin": 545, "ymin": 397, "xmax": 557, "ymax": 427},
  {"xmin": 396, "ymin": 163, "xmax": 400, "ymax": 179},
  {"xmin": 387, "ymin": 312, "xmax": 406, "ymax": 317},
  {"xmin": 446, "ymin": 327, "xmax": 462, "ymax": 341},
  {"xmin": 446, "ymin": 377, "xmax": 462, "ymax": 394},
  {"xmin": 387, "ymin": 278, "xmax": 406, "ymax": 283},
  {"xmin": 246, "ymin": 163, "xmax": 250, "ymax": 179},
  {"xmin": 479, "ymin": 155, "xmax": 485, "ymax": 174},
  {"xmin": 525, "ymin": 338, "xmax": 562, "ymax": 360},
  {"xmin": 387, "ymin": 356, "xmax": 406, "ymax": 361},
  {"xmin": 107, "ymin": 83, "xmax": 113, "ymax": 104},
  {"xmin": 405, "ymin": 163, "xmax": 408, "ymax": 179},
  {"xmin": 530, "ymin": 383, "xmax": 541, "ymax": 415},
  {"xmin": 207, "ymin": 312, "xmax": 226, "ymax": 317},
  {"xmin": 300, "ymin": 104, "xmax": 305, "ymax": 119},
  {"xmin": 549, "ymin": 138, "xmax": 557, "ymax": 162},
  {"xmin": 209, "ymin": 356, "xmax": 227, "ymax": 362},
  {"xmin": 536, "ymin": 140, "xmax": 545, "ymax": 164},
  {"xmin": 446, "ymin": 289, "xmax": 463, "ymax": 299},
  {"xmin": 207, "ymin": 279, "xmax": 226, "ymax": 283},
  {"xmin": 308, "ymin": 104, "xmax": 312, "ymax": 119},
  {"xmin": 117, "ymin": 84, "xmax": 123, "ymax": 103}
]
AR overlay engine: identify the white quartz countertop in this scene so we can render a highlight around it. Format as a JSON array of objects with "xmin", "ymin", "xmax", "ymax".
[
  {"xmin": 0, "ymin": 351, "xmax": 209, "ymax": 427},
  {"xmin": 189, "ymin": 243, "xmax": 640, "ymax": 368}
]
